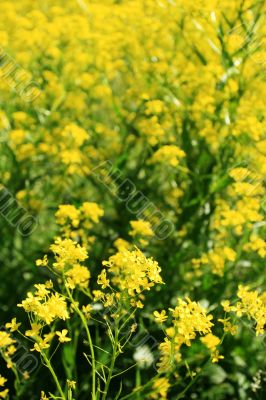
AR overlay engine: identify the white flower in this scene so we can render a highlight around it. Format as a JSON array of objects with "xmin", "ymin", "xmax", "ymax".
[
  {"xmin": 92, "ymin": 302, "xmax": 103, "ymax": 311},
  {"xmin": 133, "ymin": 345, "xmax": 154, "ymax": 369}
]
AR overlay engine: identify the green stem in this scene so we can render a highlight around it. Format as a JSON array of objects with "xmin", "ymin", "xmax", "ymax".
[
  {"xmin": 175, "ymin": 375, "xmax": 199, "ymax": 400},
  {"xmin": 119, "ymin": 377, "xmax": 154, "ymax": 400},
  {"xmin": 176, "ymin": 359, "xmax": 210, "ymax": 400},
  {"xmin": 42, "ymin": 352, "xmax": 66, "ymax": 400},
  {"xmin": 1, "ymin": 353, "xmax": 21, "ymax": 397},
  {"xmin": 66, "ymin": 287, "xmax": 96, "ymax": 400},
  {"xmin": 102, "ymin": 322, "xmax": 119, "ymax": 400},
  {"xmin": 135, "ymin": 368, "xmax": 141, "ymax": 400}
]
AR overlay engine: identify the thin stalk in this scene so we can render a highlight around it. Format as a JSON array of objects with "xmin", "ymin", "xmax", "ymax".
[
  {"xmin": 66, "ymin": 286, "xmax": 96, "ymax": 400},
  {"xmin": 42, "ymin": 352, "xmax": 66, "ymax": 400},
  {"xmin": 102, "ymin": 322, "xmax": 119, "ymax": 400}
]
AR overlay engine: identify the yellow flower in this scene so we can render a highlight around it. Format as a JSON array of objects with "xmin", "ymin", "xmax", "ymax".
[
  {"xmin": 102, "ymin": 248, "xmax": 163, "ymax": 296},
  {"xmin": 218, "ymin": 318, "xmax": 237, "ymax": 335},
  {"xmin": 6, "ymin": 345, "xmax": 16, "ymax": 356},
  {"xmin": 50, "ymin": 238, "xmax": 88, "ymax": 272},
  {"xmin": 56, "ymin": 329, "xmax": 71, "ymax": 343},
  {"xmin": 18, "ymin": 291, "xmax": 69, "ymax": 325},
  {"xmin": 113, "ymin": 238, "xmax": 132, "ymax": 251},
  {"xmin": 40, "ymin": 391, "xmax": 49, "ymax": 400},
  {"xmin": 145, "ymin": 100, "xmax": 164, "ymax": 115},
  {"xmin": 36, "ymin": 255, "xmax": 48, "ymax": 267},
  {"xmin": 82, "ymin": 304, "xmax": 93, "ymax": 318},
  {"xmin": 0, "ymin": 376, "xmax": 7, "ymax": 387},
  {"xmin": 61, "ymin": 124, "xmax": 89, "ymax": 147},
  {"xmin": 5, "ymin": 318, "xmax": 21, "ymax": 332},
  {"xmin": 55, "ymin": 205, "xmax": 80, "ymax": 228},
  {"xmin": 103, "ymin": 293, "xmax": 115, "ymax": 308},
  {"xmin": 223, "ymin": 247, "xmax": 236, "ymax": 262},
  {"xmin": 66, "ymin": 264, "xmax": 91, "ymax": 289},
  {"xmin": 154, "ymin": 310, "xmax": 168, "ymax": 324},
  {"xmin": 0, "ymin": 332, "xmax": 15, "ymax": 348},
  {"xmin": 150, "ymin": 377, "xmax": 170, "ymax": 399},
  {"xmin": 237, "ymin": 286, "xmax": 266, "ymax": 335},
  {"xmin": 157, "ymin": 297, "xmax": 214, "ymax": 372},
  {"xmin": 67, "ymin": 379, "xmax": 76, "ymax": 389},
  {"xmin": 171, "ymin": 298, "xmax": 213, "ymax": 345},
  {"xmin": 34, "ymin": 284, "xmax": 50, "ymax": 298},
  {"xmin": 194, "ymin": 329, "xmax": 223, "ymax": 363},
  {"xmin": 0, "ymin": 389, "xmax": 8, "ymax": 399},
  {"xmin": 23, "ymin": 371, "xmax": 30, "ymax": 380},
  {"xmin": 201, "ymin": 333, "xmax": 220, "ymax": 350},
  {"xmin": 31, "ymin": 342, "xmax": 49, "ymax": 353},
  {"xmin": 131, "ymin": 299, "xmax": 144, "ymax": 308},
  {"xmin": 97, "ymin": 269, "xmax": 110, "ymax": 289},
  {"xmin": 31, "ymin": 333, "xmax": 55, "ymax": 353},
  {"xmin": 129, "ymin": 220, "xmax": 154, "ymax": 238},
  {"xmin": 25, "ymin": 323, "xmax": 42, "ymax": 338},
  {"xmin": 81, "ymin": 202, "xmax": 104, "ymax": 223},
  {"xmin": 244, "ymin": 235, "xmax": 266, "ymax": 258},
  {"xmin": 148, "ymin": 145, "xmax": 186, "ymax": 167},
  {"xmin": 222, "ymin": 286, "xmax": 266, "ymax": 336},
  {"xmin": 93, "ymin": 290, "xmax": 105, "ymax": 301},
  {"xmin": 221, "ymin": 300, "xmax": 232, "ymax": 312}
]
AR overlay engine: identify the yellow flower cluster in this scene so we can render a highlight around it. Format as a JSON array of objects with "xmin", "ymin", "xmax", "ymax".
[
  {"xmin": 148, "ymin": 145, "xmax": 186, "ymax": 168},
  {"xmin": 18, "ymin": 284, "xmax": 69, "ymax": 325},
  {"xmin": 211, "ymin": 166, "xmax": 264, "ymax": 239},
  {"xmin": 0, "ymin": 0, "xmax": 265, "ymax": 397},
  {"xmin": 243, "ymin": 235, "xmax": 266, "ymax": 258},
  {"xmin": 58, "ymin": 124, "xmax": 90, "ymax": 175},
  {"xmin": 155, "ymin": 298, "xmax": 222, "ymax": 372},
  {"xmin": 200, "ymin": 333, "xmax": 223, "ymax": 363},
  {"xmin": 55, "ymin": 202, "xmax": 104, "ymax": 241},
  {"xmin": 37, "ymin": 237, "xmax": 91, "ymax": 290},
  {"xmin": 0, "ymin": 321, "xmax": 21, "ymax": 375},
  {"xmin": 170, "ymin": 299, "xmax": 214, "ymax": 345},
  {"xmin": 222, "ymin": 286, "xmax": 266, "ymax": 335},
  {"xmin": 0, "ymin": 375, "xmax": 8, "ymax": 399},
  {"xmin": 101, "ymin": 248, "xmax": 163, "ymax": 297},
  {"xmin": 55, "ymin": 205, "xmax": 80, "ymax": 229},
  {"xmin": 192, "ymin": 247, "xmax": 236, "ymax": 276},
  {"xmin": 0, "ymin": 331, "xmax": 15, "ymax": 348},
  {"xmin": 50, "ymin": 238, "xmax": 88, "ymax": 271},
  {"xmin": 129, "ymin": 220, "xmax": 154, "ymax": 238},
  {"xmin": 150, "ymin": 377, "xmax": 170, "ymax": 400}
]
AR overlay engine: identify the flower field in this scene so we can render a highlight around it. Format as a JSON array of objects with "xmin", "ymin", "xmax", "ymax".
[{"xmin": 0, "ymin": 0, "xmax": 265, "ymax": 399}]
